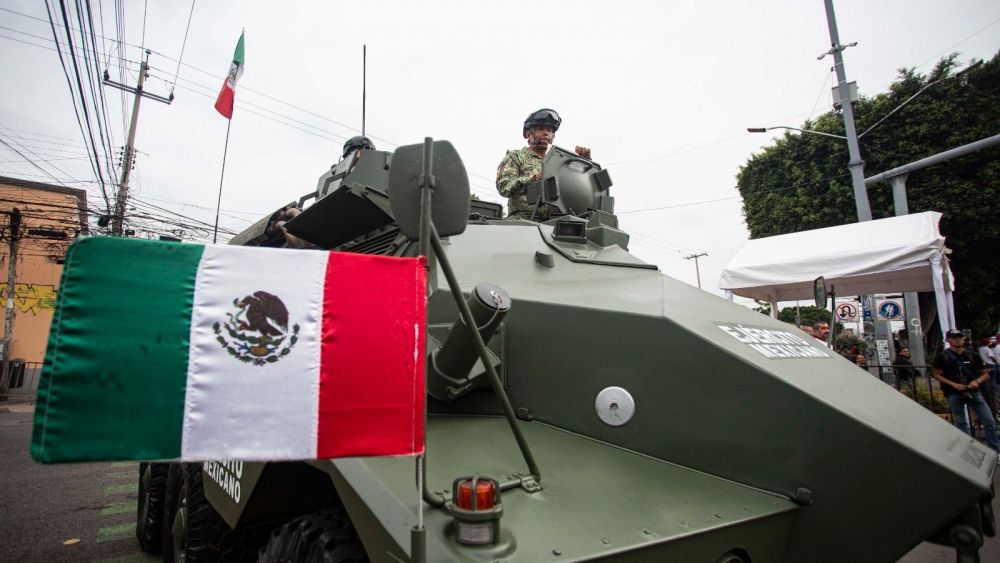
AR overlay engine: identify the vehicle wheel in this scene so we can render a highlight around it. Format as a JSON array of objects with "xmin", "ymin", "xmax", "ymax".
[
  {"xmin": 136, "ymin": 462, "xmax": 168, "ymax": 553},
  {"xmin": 258, "ymin": 508, "xmax": 367, "ymax": 563},
  {"xmin": 163, "ymin": 463, "xmax": 188, "ymax": 562},
  {"xmin": 715, "ymin": 549, "xmax": 751, "ymax": 563},
  {"xmin": 163, "ymin": 463, "xmax": 255, "ymax": 562}
]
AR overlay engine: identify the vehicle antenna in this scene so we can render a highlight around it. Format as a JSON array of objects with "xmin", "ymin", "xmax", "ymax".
[{"xmin": 361, "ymin": 45, "xmax": 368, "ymax": 137}]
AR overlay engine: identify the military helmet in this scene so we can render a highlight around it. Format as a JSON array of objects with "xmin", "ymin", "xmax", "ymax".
[
  {"xmin": 342, "ymin": 135, "xmax": 376, "ymax": 159},
  {"xmin": 522, "ymin": 108, "xmax": 561, "ymax": 137}
]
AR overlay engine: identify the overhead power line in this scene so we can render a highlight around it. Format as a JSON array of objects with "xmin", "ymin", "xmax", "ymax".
[
  {"xmin": 44, "ymin": 0, "xmax": 112, "ymax": 212},
  {"xmin": 169, "ymin": 0, "xmax": 197, "ymax": 96},
  {"xmin": 0, "ymin": 136, "xmax": 70, "ymax": 187},
  {"xmin": 618, "ymin": 195, "xmax": 741, "ymax": 214}
]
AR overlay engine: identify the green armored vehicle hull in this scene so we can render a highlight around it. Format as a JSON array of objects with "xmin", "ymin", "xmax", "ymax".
[{"xmin": 137, "ymin": 143, "xmax": 996, "ymax": 562}]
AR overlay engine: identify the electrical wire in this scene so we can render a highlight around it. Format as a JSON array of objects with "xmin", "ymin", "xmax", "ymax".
[
  {"xmin": 80, "ymin": 0, "xmax": 121, "ymax": 185},
  {"xmin": 0, "ymin": 137, "xmax": 70, "ymax": 187},
  {"xmin": 912, "ymin": 16, "xmax": 1000, "ymax": 75},
  {"xmin": 0, "ymin": 128, "xmax": 96, "ymax": 183},
  {"xmin": 618, "ymin": 195, "xmax": 741, "ymax": 214},
  {"xmin": 115, "ymin": 0, "xmax": 128, "ymax": 132},
  {"xmin": 4, "ymin": 15, "xmax": 503, "ymax": 203},
  {"xmin": 807, "ymin": 70, "xmax": 834, "ymax": 122},
  {"xmin": 170, "ymin": 0, "xmax": 197, "ymax": 96},
  {"xmin": 45, "ymin": 0, "xmax": 111, "ymax": 212},
  {"xmin": 139, "ymin": 0, "xmax": 147, "ymax": 53}
]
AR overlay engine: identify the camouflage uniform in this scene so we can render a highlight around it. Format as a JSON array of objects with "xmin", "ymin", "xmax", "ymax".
[{"xmin": 496, "ymin": 146, "xmax": 544, "ymax": 219}]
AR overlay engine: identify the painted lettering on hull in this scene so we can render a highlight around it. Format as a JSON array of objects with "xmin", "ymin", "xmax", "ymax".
[
  {"xmin": 716, "ymin": 323, "xmax": 831, "ymax": 359},
  {"xmin": 203, "ymin": 460, "xmax": 243, "ymax": 503}
]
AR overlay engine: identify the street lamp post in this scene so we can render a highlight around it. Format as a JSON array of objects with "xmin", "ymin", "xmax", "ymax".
[{"xmin": 821, "ymin": 0, "xmax": 872, "ymax": 222}]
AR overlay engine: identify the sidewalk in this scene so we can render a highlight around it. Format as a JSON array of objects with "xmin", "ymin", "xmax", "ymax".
[{"xmin": 0, "ymin": 395, "xmax": 36, "ymax": 414}]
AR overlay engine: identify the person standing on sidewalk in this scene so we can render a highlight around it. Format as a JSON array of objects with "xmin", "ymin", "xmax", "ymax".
[
  {"xmin": 933, "ymin": 329, "xmax": 1000, "ymax": 455},
  {"xmin": 894, "ymin": 346, "xmax": 918, "ymax": 392},
  {"xmin": 978, "ymin": 336, "xmax": 998, "ymax": 415}
]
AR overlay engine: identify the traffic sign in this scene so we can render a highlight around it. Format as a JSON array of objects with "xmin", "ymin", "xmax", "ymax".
[
  {"xmin": 835, "ymin": 302, "xmax": 858, "ymax": 321},
  {"xmin": 861, "ymin": 295, "xmax": 874, "ymax": 321},
  {"xmin": 877, "ymin": 300, "xmax": 903, "ymax": 320}
]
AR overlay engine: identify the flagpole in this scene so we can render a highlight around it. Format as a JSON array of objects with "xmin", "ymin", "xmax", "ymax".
[{"xmin": 213, "ymin": 118, "xmax": 232, "ymax": 244}]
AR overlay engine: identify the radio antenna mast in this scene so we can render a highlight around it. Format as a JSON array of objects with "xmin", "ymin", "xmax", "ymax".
[{"xmin": 362, "ymin": 45, "xmax": 367, "ymax": 137}]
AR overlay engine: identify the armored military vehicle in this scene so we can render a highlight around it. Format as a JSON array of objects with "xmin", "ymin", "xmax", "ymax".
[{"xmin": 136, "ymin": 140, "xmax": 996, "ymax": 562}]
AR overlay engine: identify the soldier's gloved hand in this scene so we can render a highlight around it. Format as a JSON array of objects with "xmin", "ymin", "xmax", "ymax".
[
  {"xmin": 276, "ymin": 208, "xmax": 305, "ymax": 248},
  {"xmin": 575, "ymin": 146, "xmax": 592, "ymax": 159}
]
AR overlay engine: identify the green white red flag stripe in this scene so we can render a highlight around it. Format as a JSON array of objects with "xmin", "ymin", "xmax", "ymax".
[
  {"xmin": 31, "ymin": 238, "xmax": 425, "ymax": 463},
  {"xmin": 214, "ymin": 32, "xmax": 245, "ymax": 119}
]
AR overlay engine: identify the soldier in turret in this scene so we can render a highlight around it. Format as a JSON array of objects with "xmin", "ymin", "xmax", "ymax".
[
  {"xmin": 277, "ymin": 136, "xmax": 377, "ymax": 247},
  {"xmin": 341, "ymin": 135, "xmax": 376, "ymax": 161},
  {"xmin": 496, "ymin": 108, "xmax": 591, "ymax": 220}
]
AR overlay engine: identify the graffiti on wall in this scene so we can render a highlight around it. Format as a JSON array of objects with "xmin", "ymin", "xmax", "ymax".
[{"xmin": 0, "ymin": 283, "xmax": 58, "ymax": 315}]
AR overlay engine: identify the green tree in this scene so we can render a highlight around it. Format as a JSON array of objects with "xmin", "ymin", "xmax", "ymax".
[
  {"xmin": 737, "ymin": 53, "xmax": 1000, "ymax": 336},
  {"xmin": 753, "ymin": 300, "xmax": 771, "ymax": 316},
  {"xmin": 776, "ymin": 306, "xmax": 832, "ymax": 327}
]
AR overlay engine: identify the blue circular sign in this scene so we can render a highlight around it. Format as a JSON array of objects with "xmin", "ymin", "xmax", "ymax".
[{"xmin": 878, "ymin": 301, "xmax": 902, "ymax": 319}]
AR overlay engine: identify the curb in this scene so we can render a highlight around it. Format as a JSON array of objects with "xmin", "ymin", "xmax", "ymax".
[{"xmin": 0, "ymin": 398, "xmax": 36, "ymax": 414}]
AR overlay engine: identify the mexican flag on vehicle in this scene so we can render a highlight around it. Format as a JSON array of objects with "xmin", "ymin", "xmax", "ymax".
[
  {"xmin": 214, "ymin": 32, "xmax": 245, "ymax": 119},
  {"xmin": 31, "ymin": 238, "xmax": 426, "ymax": 463}
]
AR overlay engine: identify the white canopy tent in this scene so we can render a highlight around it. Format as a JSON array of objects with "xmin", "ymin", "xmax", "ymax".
[{"xmin": 719, "ymin": 211, "xmax": 956, "ymax": 338}]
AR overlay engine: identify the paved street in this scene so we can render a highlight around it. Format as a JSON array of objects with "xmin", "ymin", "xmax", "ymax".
[
  {"xmin": 0, "ymin": 403, "xmax": 156, "ymax": 563},
  {"xmin": 1, "ymin": 399, "xmax": 999, "ymax": 562}
]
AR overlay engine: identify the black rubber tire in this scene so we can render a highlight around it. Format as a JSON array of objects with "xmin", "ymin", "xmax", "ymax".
[
  {"xmin": 716, "ymin": 550, "xmax": 751, "ymax": 563},
  {"xmin": 162, "ymin": 463, "xmax": 187, "ymax": 562},
  {"xmin": 136, "ymin": 462, "xmax": 169, "ymax": 553},
  {"xmin": 163, "ymin": 463, "xmax": 257, "ymax": 563},
  {"xmin": 258, "ymin": 508, "xmax": 367, "ymax": 563}
]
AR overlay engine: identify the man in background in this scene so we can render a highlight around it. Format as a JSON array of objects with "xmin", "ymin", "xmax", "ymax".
[
  {"xmin": 933, "ymin": 329, "xmax": 999, "ymax": 455},
  {"xmin": 811, "ymin": 321, "xmax": 830, "ymax": 347},
  {"xmin": 894, "ymin": 346, "xmax": 917, "ymax": 392},
  {"xmin": 978, "ymin": 336, "xmax": 998, "ymax": 415}
]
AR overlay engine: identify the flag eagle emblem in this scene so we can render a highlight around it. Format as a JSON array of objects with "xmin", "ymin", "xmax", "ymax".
[{"xmin": 213, "ymin": 291, "xmax": 300, "ymax": 365}]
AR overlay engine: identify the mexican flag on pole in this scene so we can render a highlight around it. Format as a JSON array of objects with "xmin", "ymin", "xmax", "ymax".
[
  {"xmin": 31, "ymin": 238, "xmax": 426, "ymax": 463},
  {"xmin": 214, "ymin": 32, "xmax": 245, "ymax": 119}
]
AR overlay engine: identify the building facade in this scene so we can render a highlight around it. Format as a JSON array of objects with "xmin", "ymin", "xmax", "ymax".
[{"xmin": 0, "ymin": 176, "xmax": 88, "ymax": 374}]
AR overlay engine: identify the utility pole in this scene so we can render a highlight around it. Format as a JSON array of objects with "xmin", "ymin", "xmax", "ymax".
[
  {"xmin": 0, "ymin": 208, "xmax": 21, "ymax": 398},
  {"xmin": 821, "ymin": 0, "xmax": 871, "ymax": 222},
  {"xmin": 821, "ymin": 0, "xmax": 894, "ymax": 379},
  {"xmin": 684, "ymin": 252, "xmax": 708, "ymax": 289},
  {"xmin": 103, "ymin": 50, "xmax": 173, "ymax": 236}
]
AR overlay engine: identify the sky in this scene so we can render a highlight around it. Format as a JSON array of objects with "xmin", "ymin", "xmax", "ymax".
[{"xmin": 0, "ymin": 0, "xmax": 997, "ymax": 304}]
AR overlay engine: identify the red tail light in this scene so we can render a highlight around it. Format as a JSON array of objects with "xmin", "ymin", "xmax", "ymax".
[
  {"xmin": 456, "ymin": 478, "xmax": 496, "ymax": 510},
  {"xmin": 449, "ymin": 475, "xmax": 503, "ymax": 545}
]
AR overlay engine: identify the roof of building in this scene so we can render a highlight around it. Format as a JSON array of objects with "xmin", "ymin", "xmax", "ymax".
[{"xmin": 0, "ymin": 175, "xmax": 90, "ymax": 203}]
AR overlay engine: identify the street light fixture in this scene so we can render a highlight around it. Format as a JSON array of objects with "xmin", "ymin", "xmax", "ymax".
[{"xmin": 747, "ymin": 126, "xmax": 848, "ymax": 141}]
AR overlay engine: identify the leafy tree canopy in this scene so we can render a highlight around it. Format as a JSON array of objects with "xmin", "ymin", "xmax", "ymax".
[
  {"xmin": 737, "ymin": 53, "xmax": 1000, "ymax": 336},
  {"xmin": 776, "ymin": 305, "xmax": 833, "ymax": 327}
]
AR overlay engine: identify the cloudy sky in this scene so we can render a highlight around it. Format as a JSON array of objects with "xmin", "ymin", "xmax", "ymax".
[{"xmin": 0, "ymin": 0, "xmax": 997, "ymax": 300}]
